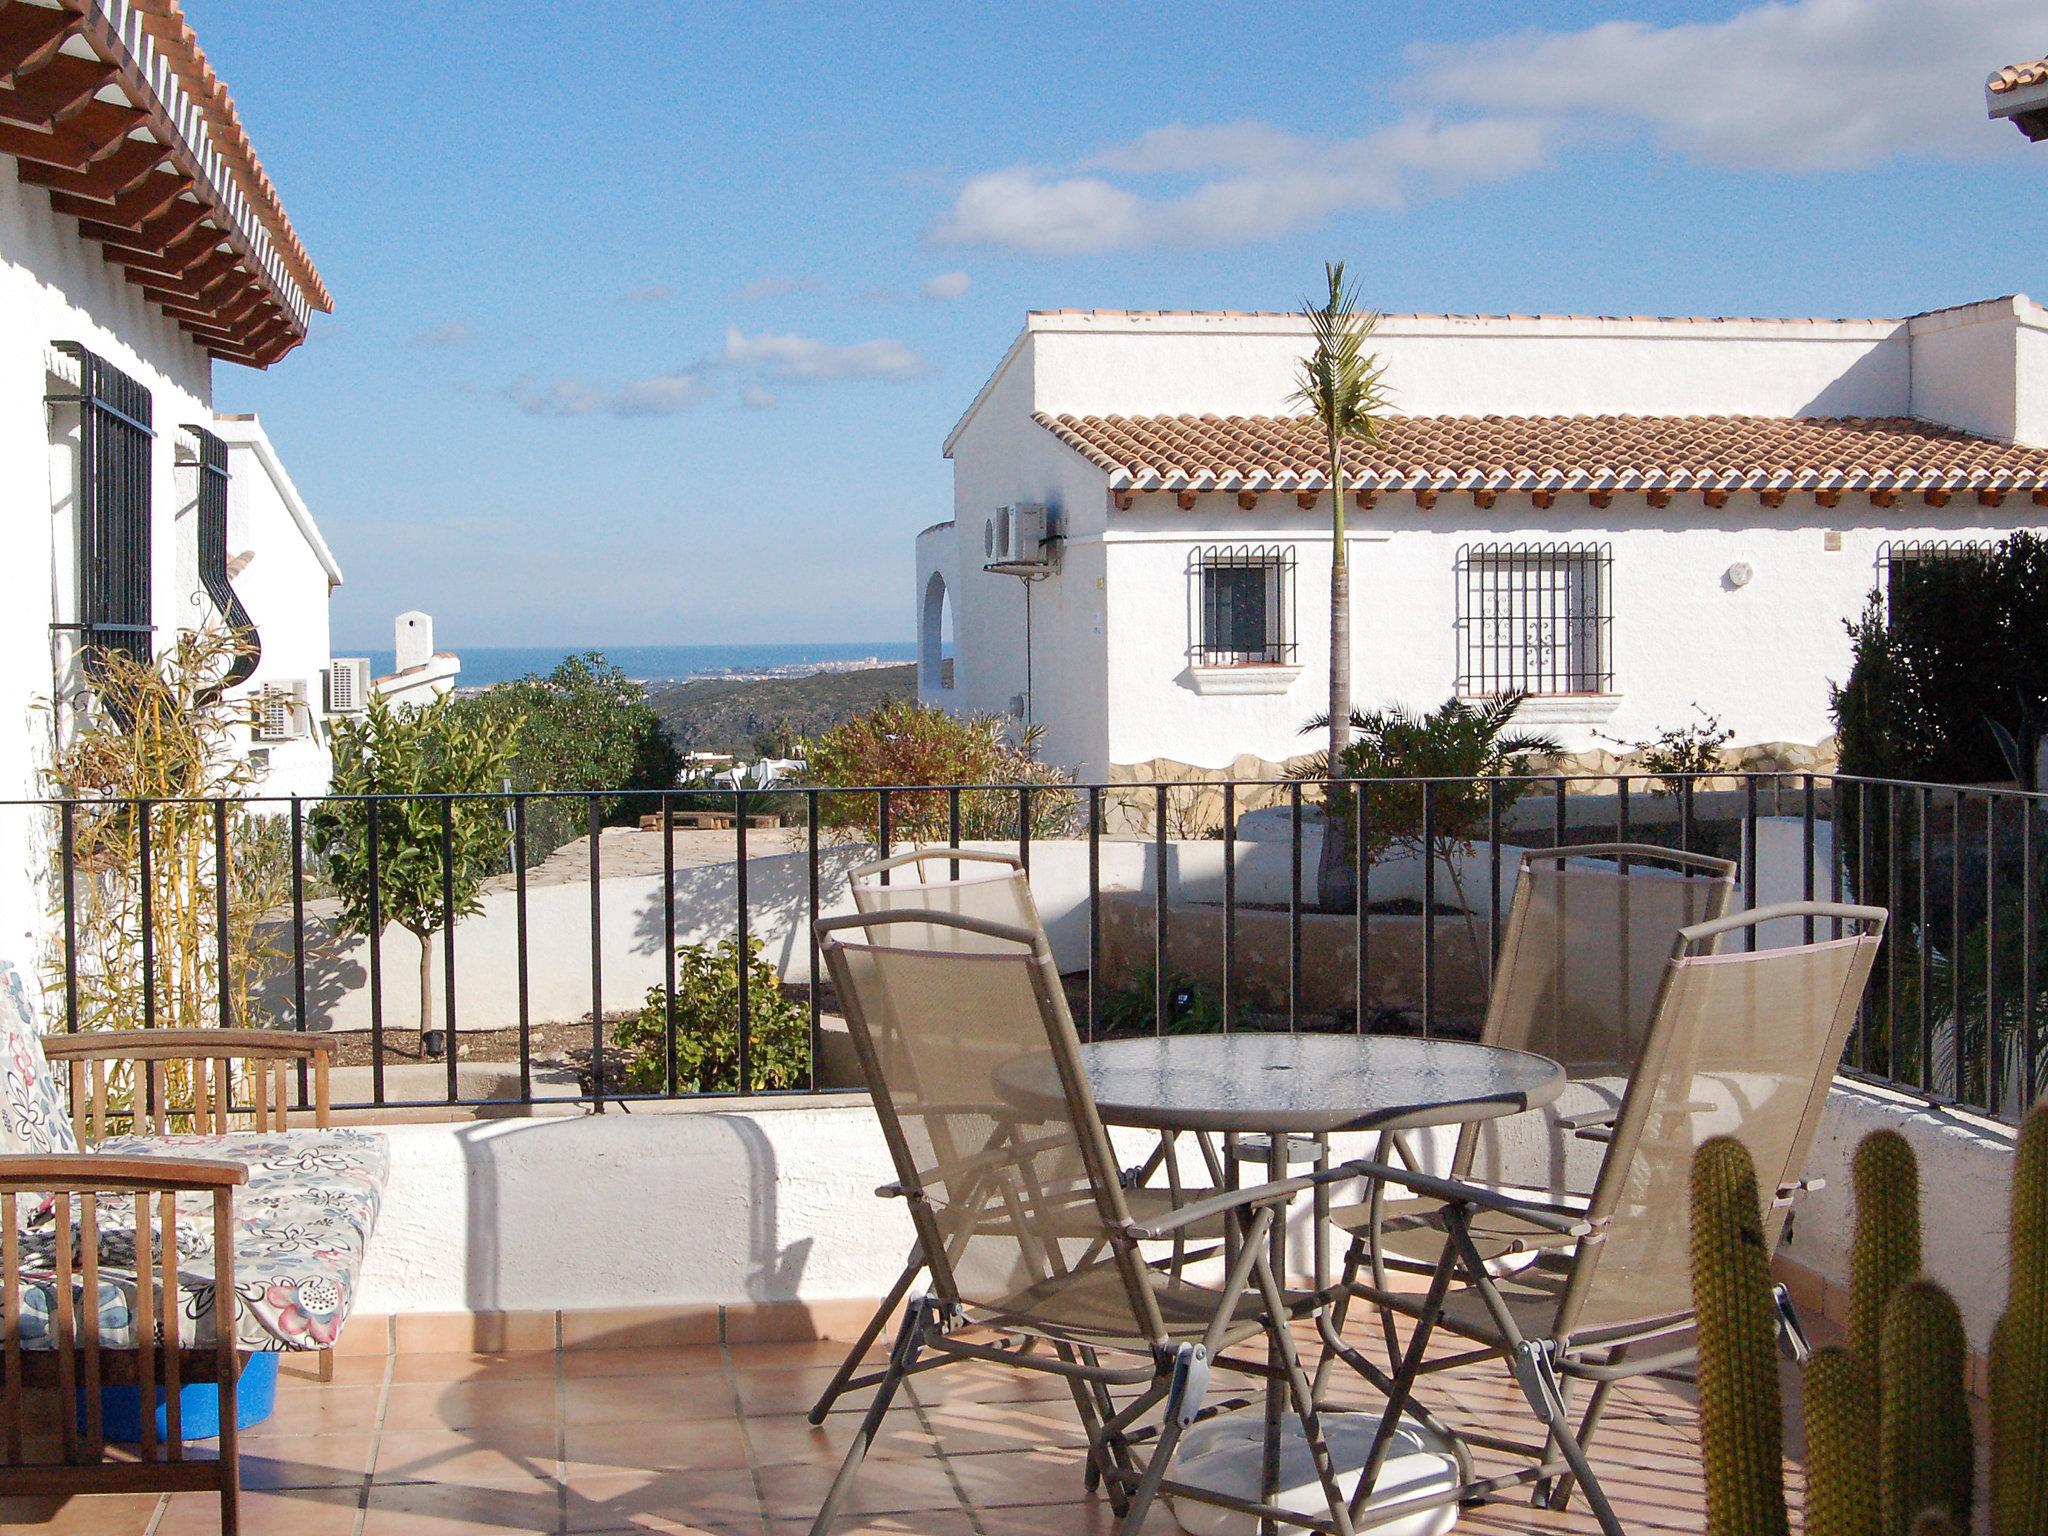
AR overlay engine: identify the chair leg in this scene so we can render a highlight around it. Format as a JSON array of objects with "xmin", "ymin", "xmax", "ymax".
[
  {"xmin": 1511, "ymin": 1342, "xmax": 1624, "ymax": 1536},
  {"xmin": 807, "ymin": 1295, "xmax": 936, "ymax": 1536},
  {"xmin": 318, "ymin": 1347, "xmax": 334, "ymax": 1384},
  {"xmin": 808, "ymin": 1249, "xmax": 924, "ymax": 1423},
  {"xmin": 1541, "ymin": 1377, "xmax": 1616, "ymax": 1512},
  {"xmin": 1772, "ymin": 1283, "xmax": 1812, "ymax": 1363},
  {"xmin": 1117, "ymin": 1344, "xmax": 1208, "ymax": 1536},
  {"xmin": 1259, "ymin": 1266, "xmax": 1357, "ymax": 1536}
]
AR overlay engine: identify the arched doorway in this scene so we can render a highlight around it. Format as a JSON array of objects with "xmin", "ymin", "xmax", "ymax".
[{"xmin": 919, "ymin": 571, "xmax": 954, "ymax": 693}]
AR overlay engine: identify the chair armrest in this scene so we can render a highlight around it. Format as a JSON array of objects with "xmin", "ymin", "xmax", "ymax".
[
  {"xmin": 0, "ymin": 1152, "xmax": 248, "ymax": 1194},
  {"xmin": 1337, "ymin": 1158, "xmax": 1596, "ymax": 1238},
  {"xmin": 40, "ymin": 1029, "xmax": 334, "ymax": 1063},
  {"xmin": 1121, "ymin": 1163, "xmax": 1361, "ymax": 1240}
]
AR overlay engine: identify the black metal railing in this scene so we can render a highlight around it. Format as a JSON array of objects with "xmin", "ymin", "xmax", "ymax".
[{"xmin": 14, "ymin": 770, "xmax": 2045, "ymax": 1125}]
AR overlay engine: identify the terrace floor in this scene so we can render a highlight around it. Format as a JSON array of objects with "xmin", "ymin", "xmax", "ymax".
[{"xmin": 0, "ymin": 1317, "xmax": 1828, "ymax": 1536}]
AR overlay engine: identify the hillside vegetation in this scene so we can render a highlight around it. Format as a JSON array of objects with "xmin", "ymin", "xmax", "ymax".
[{"xmin": 648, "ymin": 664, "xmax": 916, "ymax": 758}]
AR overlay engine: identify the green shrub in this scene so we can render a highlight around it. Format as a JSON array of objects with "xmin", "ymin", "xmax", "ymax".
[
  {"xmin": 617, "ymin": 936, "xmax": 810, "ymax": 1093},
  {"xmin": 801, "ymin": 698, "xmax": 1075, "ymax": 842},
  {"xmin": 1096, "ymin": 965, "xmax": 1244, "ymax": 1036}
]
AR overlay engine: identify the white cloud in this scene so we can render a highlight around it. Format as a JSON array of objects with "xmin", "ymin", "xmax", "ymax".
[
  {"xmin": 741, "ymin": 383, "xmax": 778, "ymax": 410},
  {"xmin": 621, "ymin": 283, "xmax": 673, "ymax": 305},
  {"xmin": 405, "ymin": 320, "xmax": 474, "ymax": 348},
  {"xmin": 611, "ymin": 372, "xmax": 709, "ymax": 416},
  {"xmin": 731, "ymin": 275, "xmax": 820, "ymax": 303},
  {"xmin": 719, "ymin": 327, "xmax": 927, "ymax": 382},
  {"xmin": 922, "ymin": 271, "xmax": 972, "ymax": 300},
  {"xmin": 931, "ymin": 116, "xmax": 1547, "ymax": 254},
  {"xmin": 1406, "ymin": 0, "xmax": 2036, "ymax": 171},
  {"xmin": 508, "ymin": 372, "xmax": 707, "ymax": 418},
  {"xmin": 930, "ymin": 0, "xmax": 2033, "ymax": 254}
]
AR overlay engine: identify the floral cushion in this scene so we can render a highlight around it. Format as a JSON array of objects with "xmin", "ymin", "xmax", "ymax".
[
  {"xmin": 14, "ymin": 1128, "xmax": 388, "ymax": 1352},
  {"xmin": 0, "ymin": 960, "xmax": 77, "ymax": 1159}
]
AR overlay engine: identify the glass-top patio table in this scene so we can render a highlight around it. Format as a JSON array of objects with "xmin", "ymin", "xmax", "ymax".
[{"xmin": 1000, "ymin": 1033, "xmax": 1566, "ymax": 1536}]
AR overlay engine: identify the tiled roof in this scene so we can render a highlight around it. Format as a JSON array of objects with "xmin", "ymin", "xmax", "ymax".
[
  {"xmin": 1988, "ymin": 57, "xmax": 2048, "ymax": 93},
  {"xmin": 131, "ymin": 0, "xmax": 331, "ymax": 313},
  {"xmin": 1034, "ymin": 413, "xmax": 2048, "ymax": 493}
]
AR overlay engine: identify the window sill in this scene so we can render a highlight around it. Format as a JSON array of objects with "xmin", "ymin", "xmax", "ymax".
[
  {"xmin": 1183, "ymin": 664, "xmax": 1304, "ymax": 697},
  {"xmin": 1469, "ymin": 693, "xmax": 1624, "ymax": 726}
]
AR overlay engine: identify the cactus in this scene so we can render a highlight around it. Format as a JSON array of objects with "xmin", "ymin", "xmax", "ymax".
[
  {"xmin": 1691, "ymin": 1135, "xmax": 1790, "ymax": 1536},
  {"xmin": 1804, "ymin": 1345, "xmax": 1879, "ymax": 1536},
  {"xmin": 1991, "ymin": 1101, "xmax": 2048, "ymax": 1536},
  {"xmin": 1879, "ymin": 1279, "xmax": 1974, "ymax": 1536},
  {"xmin": 1849, "ymin": 1129, "xmax": 1922, "ymax": 1386}
]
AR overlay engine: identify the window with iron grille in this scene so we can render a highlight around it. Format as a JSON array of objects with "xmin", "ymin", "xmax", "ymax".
[
  {"xmin": 1456, "ymin": 543, "xmax": 1613, "ymax": 695},
  {"xmin": 1189, "ymin": 545, "xmax": 1296, "ymax": 666},
  {"xmin": 50, "ymin": 343, "xmax": 153, "ymax": 674},
  {"xmin": 1878, "ymin": 539, "xmax": 1993, "ymax": 626},
  {"xmin": 187, "ymin": 425, "xmax": 260, "ymax": 694}
]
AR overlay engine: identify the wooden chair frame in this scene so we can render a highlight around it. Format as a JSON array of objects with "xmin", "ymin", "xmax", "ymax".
[{"xmin": 1, "ymin": 1029, "xmax": 335, "ymax": 1535}]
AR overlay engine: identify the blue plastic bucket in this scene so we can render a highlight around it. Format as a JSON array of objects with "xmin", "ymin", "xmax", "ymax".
[{"xmin": 83, "ymin": 1350, "xmax": 278, "ymax": 1442}]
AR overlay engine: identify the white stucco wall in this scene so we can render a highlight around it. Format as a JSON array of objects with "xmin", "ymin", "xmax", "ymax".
[
  {"xmin": 936, "ymin": 300, "xmax": 2048, "ymax": 777},
  {"xmin": 0, "ymin": 160, "xmax": 214, "ymax": 958},
  {"xmin": 213, "ymin": 416, "xmax": 343, "ymax": 799}
]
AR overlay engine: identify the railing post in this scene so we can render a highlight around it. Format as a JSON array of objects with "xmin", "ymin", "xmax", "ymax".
[
  {"xmin": 1153, "ymin": 784, "xmax": 1168, "ymax": 1037},
  {"xmin": 1356, "ymin": 780, "xmax": 1371, "ymax": 1034},
  {"xmin": 441, "ymin": 796, "xmax": 458, "ymax": 1105},
  {"xmin": 664, "ymin": 790, "xmax": 678, "ymax": 1098},
  {"xmin": 736, "ymin": 788, "xmax": 751, "ymax": 1093},
  {"xmin": 367, "ymin": 797, "xmax": 384, "ymax": 1108},
  {"xmin": 515, "ymin": 796, "xmax": 531, "ymax": 1106},
  {"xmin": 589, "ymin": 797, "xmax": 604, "ymax": 1112},
  {"xmin": 1289, "ymin": 779, "xmax": 1303, "ymax": 1033},
  {"xmin": 1087, "ymin": 786, "xmax": 1102, "ymax": 1041},
  {"xmin": 60, "ymin": 800, "xmax": 78, "ymax": 1033},
  {"xmin": 806, "ymin": 789, "xmax": 821, "ymax": 1088},
  {"xmin": 290, "ymin": 795, "xmax": 307, "ymax": 1104},
  {"xmin": 1222, "ymin": 780, "xmax": 1236, "ymax": 1034},
  {"xmin": 1421, "ymin": 780, "xmax": 1436, "ymax": 1038},
  {"xmin": 213, "ymin": 799, "xmax": 230, "ymax": 1037}
]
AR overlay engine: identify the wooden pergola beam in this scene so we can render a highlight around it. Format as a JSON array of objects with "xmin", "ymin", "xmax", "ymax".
[
  {"xmin": 1646, "ymin": 489, "xmax": 1672, "ymax": 509},
  {"xmin": 1414, "ymin": 488, "xmax": 1438, "ymax": 511},
  {"xmin": 1923, "ymin": 488, "xmax": 1950, "ymax": 508},
  {"xmin": 1472, "ymin": 488, "xmax": 1497, "ymax": 509},
  {"xmin": 1235, "ymin": 490, "xmax": 1258, "ymax": 510},
  {"xmin": 1175, "ymin": 490, "xmax": 1195, "ymax": 510},
  {"xmin": 14, "ymin": 135, "xmax": 172, "ymax": 202},
  {"xmin": 1588, "ymin": 489, "xmax": 1613, "ymax": 509},
  {"xmin": 1703, "ymin": 488, "xmax": 1732, "ymax": 509},
  {"xmin": 1353, "ymin": 490, "xmax": 1377, "ymax": 510},
  {"xmin": 1869, "ymin": 488, "xmax": 1899, "ymax": 508},
  {"xmin": 0, "ymin": 53, "xmax": 119, "ymax": 129},
  {"xmin": 0, "ymin": 6, "xmax": 84, "ymax": 85},
  {"xmin": 51, "ymin": 170, "xmax": 195, "ymax": 232},
  {"xmin": 1531, "ymin": 490, "xmax": 1556, "ymax": 510},
  {"xmin": 1295, "ymin": 492, "xmax": 1316, "ymax": 511},
  {"xmin": 1978, "ymin": 488, "xmax": 2007, "ymax": 507},
  {"xmin": 1815, "ymin": 489, "xmax": 1843, "ymax": 508},
  {"xmin": 1759, "ymin": 488, "xmax": 1788, "ymax": 508}
]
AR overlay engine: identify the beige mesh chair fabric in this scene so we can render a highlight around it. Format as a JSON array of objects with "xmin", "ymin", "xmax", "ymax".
[
  {"xmin": 1337, "ymin": 845, "xmax": 1734, "ymax": 1270},
  {"xmin": 1321, "ymin": 902, "xmax": 1885, "ymax": 1536},
  {"xmin": 849, "ymin": 848, "xmax": 1046, "ymax": 945},
  {"xmin": 812, "ymin": 908, "xmax": 1366, "ymax": 1536}
]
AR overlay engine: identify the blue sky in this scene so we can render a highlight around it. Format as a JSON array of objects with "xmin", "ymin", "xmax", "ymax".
[{"xmin": 192, "ymin": 0, "xmax": 2045, "ymax": 651}]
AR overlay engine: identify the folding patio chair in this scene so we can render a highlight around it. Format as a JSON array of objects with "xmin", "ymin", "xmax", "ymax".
[
  {"xmin": 809, "ymin": 848, "xmax": 1218, "ymax": 1424},
  {"xmin": 811, "ymin": 906, "xmax": 1363, "ymax": 1536},
  {"xmin": 1318, "ymin": 900, "xmax": 1884, "ymax": 1536},
  {"xmin": 1328, "ymin": 844, "xmax": 1736, "ymax": 1289}
]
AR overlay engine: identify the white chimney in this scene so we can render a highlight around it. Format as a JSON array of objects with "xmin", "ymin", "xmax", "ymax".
[{"xmin": 395, "ymin": 611, "xmax": 434, "ymax": 673}]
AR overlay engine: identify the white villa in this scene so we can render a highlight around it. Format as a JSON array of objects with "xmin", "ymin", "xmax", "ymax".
[
  {"xmin": 0, "ymin": 0, "xmax": 348, "ymax": 939},
  {"xmin": 921, "ymin": 298, "xmax": 2048, "ymax": 786}
]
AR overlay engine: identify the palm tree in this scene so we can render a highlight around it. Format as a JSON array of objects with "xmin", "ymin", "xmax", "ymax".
[{"xmin": 1291, "ymin": 262, "xmax": 1391, "ymax": 910}]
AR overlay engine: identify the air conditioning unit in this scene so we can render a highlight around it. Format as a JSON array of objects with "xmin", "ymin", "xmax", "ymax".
[
  {"xmin": 254, "ymin": 681, "xmax": 308, "ymax": 741},
  {"xmin": 325, "ymin": 658, "xmax": 371, "ymax": 715},
  {"xmin": 983, "ymin": 503, "xmax": 1051, "ymax": 569}
]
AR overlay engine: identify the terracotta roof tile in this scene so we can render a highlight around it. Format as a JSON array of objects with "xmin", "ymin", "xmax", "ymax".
[
  {"xmin": 1989, "ymin": 57, "xmax": 2048, "ymax": 93},
  {"xmin": 1034, "ymin": 413, "xmax": 2048, "ymax": 494}
]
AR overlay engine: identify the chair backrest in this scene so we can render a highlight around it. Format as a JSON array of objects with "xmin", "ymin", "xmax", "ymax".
[
  {"xmin": 818, "ymin": 907, "xmax": 1164, "ymax": 1344},
  {"xmin": 0, "ymin": 960, "xmax": 77, "ymax": 1159},
  {"xmin": 1555, "ymin": 902, "xmax": 1885, "ymax": 1337},
  {"xmin": 1456, "ymin": 845, "xmax": 1735, "ymax": 1180},
  {"xmin": 848, "ymin": 849, "xmax": 1045, "ymax": 947}
]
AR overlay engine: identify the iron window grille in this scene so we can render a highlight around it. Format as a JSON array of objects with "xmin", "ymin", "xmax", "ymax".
[
  {"xmin": 1189, "ymin": 544, "xmax": 1297, "ymax": 666},
  {"xmin": 187, "ymin": 425, "xmax": 260, "ymax": 696},
  {"xmin": 1877, "ymin": 539, "xmax": 1994, "ymax": 625},
  {"xmin": 1456, "ymin": 542, "xmax": 1614, "ymax": 695},
  {"xmin": 49, "ymin": 343, "xmax": 154, "ymax": 680}
]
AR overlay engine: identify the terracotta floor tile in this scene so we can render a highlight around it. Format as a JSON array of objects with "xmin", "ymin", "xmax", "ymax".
[
  {"xmin": 242, "ymin": 1383, "xmax": 386, "ymax": 1438},
  {"xmin": 946, "ymin": 1445, "xmax": 1095, "ymax": 1510},
  {"xmin": 902, "ymin": 1360, "xmax": 1077, "ymax": 1408},
  {"xmin": 740, "ymin": 1411, "xmax": 937, "ymax": 1468},
  {"xmin": 765, "ymin": 1512, "xmax": 981, "ymax": 1536},
  {"xmin": 361, "ymin": 1478, "xmax": 566, "ymax": 1536},
  {"xmin": 560, "ymin": 1346, "xmax": 726, "ymax": 1381},
  {"xmin": 235, "ymin": 1430, "xmax": 377, "ymax": 1489},
  {"xmin": 0, "ymin": 1493, "xmax": 163, "ymax": 1536},
  {"xmin": 758, "ymin": 1455, "xmax": 964, "ymax": 1520},
  {"xmin": 733, "ymin": 1370, "xmax": 878, "ymax": 1421},
  {"xmin": 313, "ymin": 1354, "xmax": 396, "ymax": 1387},
  {"xmin": 374, "ymin": 1424, "xmax": 563, "ymax": 1488},
  {"xmin": 558, "ymin": 1468, "xmax": 764, "ymax": 1533},
  {"xmin": 724, "ymin": 1341, "xmax": 881, "ymax": 1373},
  {"xmin": 564, "ymin": 1416, "xmax": 751, "ymax": 1475},
  {"xmin": 383, "ymin": 1381, "xmax": 564, "ymax": 1432},
  {"xmin": 388, "ymin": 1353, "xmax": 559, "ymax": 1386},
  {"xmin": 157, "ymin": 1486, "xmax": 365, "ymax": 1536},
  {"xmin": 915, "ymin": 1396, "xmax": 1093, "ymax": 1456},
  {"xmin": 561, "ymin": 1375, "xmax": 740, "ymax": 1427}
]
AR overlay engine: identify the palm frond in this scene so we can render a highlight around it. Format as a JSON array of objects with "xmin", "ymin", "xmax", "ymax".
[{"xmin": 1289, "ymin": 261, "xmax": 1391, "ymax": 444}]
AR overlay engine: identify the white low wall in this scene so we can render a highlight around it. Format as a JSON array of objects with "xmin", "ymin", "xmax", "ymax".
[{"xmin": 352, "ymin": 1079, "xmax": 2021, "ymax": 1356}]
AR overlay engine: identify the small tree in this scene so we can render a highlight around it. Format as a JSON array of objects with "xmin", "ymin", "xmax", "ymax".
[
  {"xmin": 1293, "ymin": 693, "xmax": 1559, "ymax": 947},
  {"xmin": 310, "ymin": 694, "xmax": 519, "ymax": 1052},
  {"xmin": 802, "ymin": 699, "xmax": 1074, "ymax": 843},
  {"xmin": 1292, "ymin": 262, "xmax": 1392, "ymax": 911},
  {"xmin": 455, "ymin": 651, "xmax": 682, "ymax": 859}
]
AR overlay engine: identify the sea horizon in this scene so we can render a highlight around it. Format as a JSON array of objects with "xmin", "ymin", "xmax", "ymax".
[{"xmin": 345, "ymin": 640, "xmax": 916, "ymax": 691}]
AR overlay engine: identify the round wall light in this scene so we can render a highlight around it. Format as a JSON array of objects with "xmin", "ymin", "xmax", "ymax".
[{"xmin": 1726, "ymin": 561, "xmax": 1754, "ymax": 589}]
